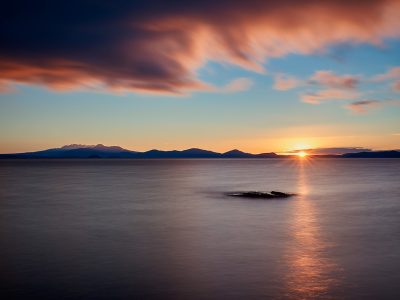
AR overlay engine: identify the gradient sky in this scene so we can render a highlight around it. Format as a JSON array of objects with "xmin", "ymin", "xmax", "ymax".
[{"xmin": 1, "ymin": 0, "xmax": 400, "ymax": 154}]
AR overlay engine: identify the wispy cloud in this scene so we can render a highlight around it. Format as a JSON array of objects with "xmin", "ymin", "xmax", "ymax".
[
  {"xmin": 273, "ymin": 74, "xmax": 301, "ymax": 91},
  {"xmin": 392, "ymin": 80, "xmax": 400, "ymax": 92},
  {"xmin": 218, "ymin": 78, "xmax": 253, "ymax": 93},
  {"xmin": 0, "ymin": 80, "xmax": 15, "ymax": 93},
  {"xmin": 278, "ymin": 67, "xmax": 400, "ymax": 111},
  {"xmin": 372, "ymin": 66, "xmax": 400, "ymax": 93},
  {"xmin": 308, "ymin": 71, "xmax": 359, "ymax": 89},
  {"xmin": 345, "ymin": 99, "xmax": 400, "ymax": 114},
  {"xmin": 302, "ymin": 89, "xmax": 359, "ymax": 104},
  {"xmin": 373, "ymin": 66, "xmax": 400, "ymax": 81},
  {"xmin": 274, "ymin": 70, "xmax": 362, "ymax": 104}
]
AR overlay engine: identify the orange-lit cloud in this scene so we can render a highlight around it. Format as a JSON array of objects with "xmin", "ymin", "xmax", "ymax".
[
  {"xmin": 1, "ymin": 0, "xmax": 400, "ymax": 94},
  {"xmin": 309, "ymin": 71, "xmax": 359, "ymax": 89},
  {"xmin": 277, "ymin": 70, "xmax": 362, "ymax": 104},
  {"xmin": 393, "ymin": 80, "xmax": 400, "ymax": 92},
  {"xmin": 219, "ymin": 78, "xmax": 253, "ymax": 93},
  {"xmin": 302, "ymin": 89, "xmax": 359, "ymax": 104},
  {"xmin": 372, "ymin": 66, "xmax": 400, "ymax": 92},
  {"xmin": 273, "ymin": 74, "xmax": 301, "ymax": 91},
  {"xmin": 373, "ymin": 66, "xmax": 400, "ymax": 81}
]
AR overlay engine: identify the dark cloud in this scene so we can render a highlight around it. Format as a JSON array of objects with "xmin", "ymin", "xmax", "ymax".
[
  {"xmin": 345, "ymin": 100, "xmax": 381, "ymax": 113},
  {"xmin": 345, "ymin": 99, "xmax": 400, "ymax": 113},
  {"xmin": 1, "ymin": 0, "xmax": 399, "ymax": 94}
]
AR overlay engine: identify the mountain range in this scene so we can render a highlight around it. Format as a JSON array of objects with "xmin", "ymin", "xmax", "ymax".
[{"xmin": 0, "ymin": 144, "xmax": 399, "ymax": 158}]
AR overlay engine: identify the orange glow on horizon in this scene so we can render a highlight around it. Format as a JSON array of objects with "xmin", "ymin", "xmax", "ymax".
[{"xmin": 297, "ymin": 151, "xmax": 308, "ymax": 158}]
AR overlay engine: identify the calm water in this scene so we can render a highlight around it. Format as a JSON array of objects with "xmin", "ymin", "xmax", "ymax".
[{"xmin": 0, "ymin": 159, "xmax": 399, "ymax": 300}]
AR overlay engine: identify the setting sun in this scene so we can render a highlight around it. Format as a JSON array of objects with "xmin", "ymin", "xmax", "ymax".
[{"xmin": 297, "ymin": 151, "xmax": 308, "ymax": 158}]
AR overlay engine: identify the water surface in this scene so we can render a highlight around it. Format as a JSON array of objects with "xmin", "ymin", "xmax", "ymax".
[{"xmin": 1, "ymin": 159, "xmax": 399, "ymax": 299}]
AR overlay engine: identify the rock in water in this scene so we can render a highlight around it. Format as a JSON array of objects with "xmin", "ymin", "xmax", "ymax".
[
  {"xmin": 270, "ymin": 191, "xmax": 291, "ymax": 197},
  {"xmin": 227, "ymin": 191, "xmax": 294, "ymax": 199}
]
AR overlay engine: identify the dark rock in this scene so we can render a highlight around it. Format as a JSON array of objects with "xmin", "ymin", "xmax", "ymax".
[
  {"xmin": 270, "ymin": 191, "xmax": 291, "ymax": 197},
  {"xmin": 227, "ymin": 191, "xmax": 295, "ymax": 199}
]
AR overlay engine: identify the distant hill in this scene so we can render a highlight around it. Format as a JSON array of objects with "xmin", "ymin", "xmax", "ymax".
[
  {"xmin": 0, "ymin": 144, "xmax": 398, "ymax": 159},
  {"xmin": 222, "ymin": 149, "xmax": 277, "ymax": 158},
  {"xmin": 342, "ymin": 151, "xmax": 400, "ymax": 158},
  {"xmin": 0, "ymin": 144, "xmax": 277, "ymax": 159},
  {"xmin": 0, "ymin": 144, "xmax": 136, "ymax": 159}
]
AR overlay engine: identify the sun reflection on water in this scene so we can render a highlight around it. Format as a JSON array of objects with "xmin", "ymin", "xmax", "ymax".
[{"xmin": 284, "ymin": 158, "xmax": 340, "ymax": 299}]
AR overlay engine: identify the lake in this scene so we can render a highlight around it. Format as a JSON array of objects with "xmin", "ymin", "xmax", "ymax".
[{"xmin": 0, "ymin": 159, "xmax": 399, "ymax": 299}]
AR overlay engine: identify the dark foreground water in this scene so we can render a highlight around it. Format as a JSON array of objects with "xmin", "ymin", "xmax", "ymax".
[{"xmin": 0, "ymin": 159, "xmax": 399, "ymax": 300}]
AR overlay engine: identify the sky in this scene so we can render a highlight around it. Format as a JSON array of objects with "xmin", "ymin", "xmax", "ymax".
[{"xmin": 1, "ymin": 0, "xmax": 400, "ymax": 154}]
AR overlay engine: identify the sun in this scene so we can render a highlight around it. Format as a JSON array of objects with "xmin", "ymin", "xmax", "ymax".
[{"xmin": 297, "ymin": 151, "xmax": 308, "ymax": 158}]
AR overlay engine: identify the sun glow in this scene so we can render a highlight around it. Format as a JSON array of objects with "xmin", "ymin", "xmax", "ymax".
[{"xmin": 297, "ymin": 151, "xmax": 308, "ymax": 158}]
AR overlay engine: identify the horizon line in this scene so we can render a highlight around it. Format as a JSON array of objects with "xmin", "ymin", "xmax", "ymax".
[{"xmin": 1, "ymin": 143, "xmax": 398, "ymax": 156}]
